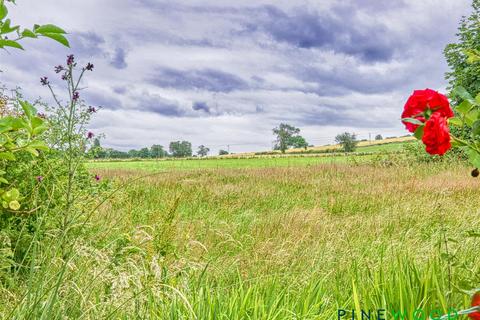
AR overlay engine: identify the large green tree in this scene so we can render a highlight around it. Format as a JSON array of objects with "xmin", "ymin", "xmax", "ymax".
[
  {"xmin": 169, "ymin": 141, "xmax": 192, "ymax": 158},
  {"xmin": 150, "ymin": 144, "xmax": 166, "ymax": 158},
  {"xmin": 444, "ymin": 0, "xmax": 480, "ymax": 96},
  {"xmin": 272, "ymin": 123, "xmax": 309, "ymax": 153},
  {"xmin": 197, "ymin": 145, "xmax": 210, "ymax": 157},
  {"xmin": 335, "ymin": 132, "xmax": 358, "ymax": 152}
]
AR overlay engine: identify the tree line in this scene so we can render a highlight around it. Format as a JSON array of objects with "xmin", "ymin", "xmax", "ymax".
[
  {"xmin": 92, "ymin": 123, "xmax": 386, "ymax": 159},
  {"xmin": 92, "ymin": 139, "xmax": 218, "ymax": 159}
]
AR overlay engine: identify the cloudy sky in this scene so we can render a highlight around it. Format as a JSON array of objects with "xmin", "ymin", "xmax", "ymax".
[{"xmin": 0, "ymin": 0, "xmax": 472, "ymax": 153}]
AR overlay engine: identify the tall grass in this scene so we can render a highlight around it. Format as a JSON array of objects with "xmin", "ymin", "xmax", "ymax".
[{"xmin": 2, "ymin": 162, "xmax": 479, "ymax": 319}]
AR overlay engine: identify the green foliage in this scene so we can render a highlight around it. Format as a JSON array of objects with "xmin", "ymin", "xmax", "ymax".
[
  {"xmin": 0, "ymin": 96, "xmax": 48, "ymax": 213},
  {"xmin": 335, "ymin": 132, "xmax": 358, "ymax": 152},
  {"xmin": 375, "ymin": 134, "xmax": 383, "ymax": 140},
  {"xmin": 169, "ymin": 140, "xmax": 192, "ymax": 158},
  {"xmin": 0, "ymin": 0, "xmax": 69, "ymax": 50},
  {"xmin": 150, "ymin": 144, "xmax": 166, "ymax": 158},
  {"xmin": 219, "ymin": 149, "xmax": 229, "ymax": 155},
  {"xmin": 197, "ymin": 144, "xmax": 209, "ymax": 157},
  {"xmin": 272, "ymin": 123, "xmax": 308, "ymax": 153},
  {"xmin": 444, "ymin": 0, "xmax": 480, "ymax": 96}
]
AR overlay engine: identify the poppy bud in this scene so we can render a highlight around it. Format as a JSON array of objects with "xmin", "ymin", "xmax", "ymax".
[{"xmin": 472, "ymin": 168, "xmax": 479, "ymax": 178}]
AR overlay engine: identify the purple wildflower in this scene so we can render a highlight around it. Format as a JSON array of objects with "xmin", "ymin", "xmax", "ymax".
[
  {"xmin": 40, "ymin": 77, "xmax": 49, "ymax": 86},
  {"xmin": 61, "ymin": 73, "xmax": 68, "ymax": 81},
  {"xmin": 67, "ymin": 54, "xmax": 75, "ymax": 66},
  {"xmin": 94, "ymin": 174, "xmax": 101, "ymax": 181},
  {"xmin": 54, "ymin": 65, "xmax": 64, "ymax": 73},
  {"xmin": 87, "ymin": 106, "xmax": 97, "ymax": 113},
  {"xmin": 36, "ymin": 176, "xmax": 43, "ymax": 182},
  {"xmin": 87, "ymin": 131, "xmax": 94, "ymax": 139},
  {"xmin": 85, "ymin": 63, "xmax": 94, "ymax": 71},
  {"xmin": 73, "ymin": 91, "xmax": 80, "ymax": 101}
]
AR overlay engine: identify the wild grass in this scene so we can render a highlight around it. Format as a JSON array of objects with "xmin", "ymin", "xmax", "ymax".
[{"xmin": 2, "ymin": 161, "xmax": 480, "ymax": 319}]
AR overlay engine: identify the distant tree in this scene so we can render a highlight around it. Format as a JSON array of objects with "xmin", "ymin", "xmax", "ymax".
[
  {"xmin": 375, "ymin": 134, "xmax": 383, "ymax": 140},
  {"xmin": 272, "ymin": 123, "xmax": 309, "ymax": 153},
  {"xmin": 197, "ymin": 145, "xmax": 210, "ymax": 157},
  {"xmin": 169, "ymin": 141, "xmax": 192, "ymax": 157},
  {"xmin": 290, "ymin": 135, "xmax": 308, "ymax": 150},
  {"xmin": 91, "ymin": 138, "xmax": 107, "ymax": 158},
  {"xmin": 335, "ymin": 132, "xmax": 358, "ymax": 152},
  {"xmin": 219, "ymin": 149, "xmax": 229, "ymax": 155},
  {"xmin": 150, "ymin": 144, "xmax": 166, "ymax": 158},
  {"xmin": 128, "ymin": 149, "xmax": 139, "ymax": 158},
  {"xmin": 138, "ymin": 147, "xmax": 150, "ymax": 158}
]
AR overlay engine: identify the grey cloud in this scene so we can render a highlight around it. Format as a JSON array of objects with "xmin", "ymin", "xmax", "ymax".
[
  {"xmin": 84, "ymin": 90, "xmax": 123, "ymax": 110},
  {"xmin": 149, "ymin": 67, "xmax": 249, "ymax": 92},
  {"xmin": 70, "ymin": 32, "xmax": 106, "ymax": 57},
  {"xmin": 255, "ymin": 5, "xmax": 396, "ymax": 62},
  {"xmin": 136, "ymin": 93, "xmax": 184, "ymax": 116},
  {"xmin": 192, "ymin": 101, "xmax": 210, "ymax": 113},
  {"xmin": 110, "ymin": 48, "xmax": 128, "ymax": 69}
]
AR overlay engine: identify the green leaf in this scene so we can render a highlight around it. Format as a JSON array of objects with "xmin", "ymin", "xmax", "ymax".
[
  {"xmin": 465, "ymin": 109, "xmax": 480, "ymax": 126},
  {"xmin": 0, "ymin": 2, "xmax": 8, "ymax": 20},
  {"xmin": 0, "ymin": 152, "xmax": 14, "ymax": 160},
  {"xmin": 473, "ymin": 120, "xmax": 480, "ymax": 136},
  {"xmin": 453, "ymin": 87, "xmax": 476, "ymax": 105},
  {"xmin": 0, "ymin": 177, "xmax": 8, "ymax": 184},
  {"xmin": 456, "ymin": 100, "xmax": 472, "ymax": 115},
  {"xmin": 32, "ymin": 124, "xmax": 48, "ymax": 136},
  {"xmin": 28, "ymin": 140, "xmax": 48, "ymax": 151},
  {"xmin": 40, "ymin": 33, "xmax": 69, "ymax": 47},
  {"xmin": 19, "ymin": 100, "xmax": 36, "ymax": 118},
  {"xmin": 402, "ymin": 117, "xmax": 424, "ymax": 126},
  {"xmin": 468, "ymin": 148, "xmax": 480, "ymax": 168},
  {"xmin": 9, "ymin": 188, "xmax": 19, "ymax": 200},
  {"xmin": 34, "ymin": 24, "xmax": 66, "ymax": 34},
  {"xmin": 8, "ymin": 200, "xmax": 20, "ymax": 211},
  {"xmin": 448, "ymin": 117, "xmax": 463, "ymax": 127},
  {"xmin": 465, "ymin": 49, "xmax": 480, "ymax": 64},
  {"xmin": 414, "ymin": 125, "xmax": 424, "ymax": 140},
  {"xmin": 21, "ymin": 28, "xmax": 37, "ymax": 38},
  {"xmin": 24, "ymin": 147, "xmax": 39, "ymax": 157},
  {"xmin": 0, "ymin": 19, "xmax": 19, "ymax": 34},
  {"xmin": 0, "ymin": 39, "xmax": 23, "ymax": 50}
]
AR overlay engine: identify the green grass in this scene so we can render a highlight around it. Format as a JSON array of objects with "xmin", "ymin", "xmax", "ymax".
[
  {"xmin": 356, "ymin": 141, "xmax": 414, "ymax": 153},
  {"xmin": 87, "ymin": 154, "xmax": 374, "ymax": 172},
  {"xmin": 4, "ymin": 160, "xmax": 480, "ymax": 319}
]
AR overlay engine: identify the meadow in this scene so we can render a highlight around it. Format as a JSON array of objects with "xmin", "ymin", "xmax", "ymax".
[{"xmin": 5, "ymin": 149, "xmax": 479, "ymax": 319}]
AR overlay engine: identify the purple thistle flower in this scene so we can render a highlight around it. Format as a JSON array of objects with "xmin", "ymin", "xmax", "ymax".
[
  {"xmin": 40, "ymin": 77, "xmax": 49, "ymax": 86},
  {"xmin": 67, "ymin": 54, "xmax": 75, "ymax": 66},
  {"xmin": 94, "ymin": 174, "xmax": 101, "ymax": 181},
  {"xmin": 61, "ymin": 73, "xmax": 68, "ymax": 81},
  {"xmin": 87, "ymin": 106, "xmax": 97, "ymax": 113},
  {"xmin": 87, "ymin": 131, "xmax": 94, "ymax": 139},
  {"xmin": 85, "ymin": 63, "xmax": 94, "ymax": 71},
  {"xmin": 73, "ymin": 91, "xmax": 80, "ymax": 101},
  {"xmin": 36, "ymin": 176, "xmax": 44, "ymax": 182},
  {"xmin": 54, "ymin": 65, "xmax": 64, "ymax": 73}
]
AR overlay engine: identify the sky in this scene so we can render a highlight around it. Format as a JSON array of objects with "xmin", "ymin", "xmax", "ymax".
[{"xmin": 0, "ymin": 0, "xmax": 473, "ymax": 154}]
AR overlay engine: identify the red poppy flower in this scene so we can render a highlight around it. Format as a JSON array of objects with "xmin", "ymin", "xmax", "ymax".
[
  {"xmin": 469, "ymin": 292, "xmax": 480, "ymax": 320},
  {"xmin": 421, "ymin": 112, "xmax": 451, "ymax": 155},
  {"xmin": 401, "ymin": 89, "xmax": 453, "ymax": 132}
]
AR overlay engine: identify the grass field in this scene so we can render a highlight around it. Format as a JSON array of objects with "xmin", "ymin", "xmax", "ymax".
[
  {"xmin": 88, "ymin": 154, "xmax": 366, "ymax": 171},
  {"xmin": 9, "ymin": 154, "xmax": 479, "ymax": 319},
  {"xmin": 87, "ymin": 141, "xmax": 412, "ymax": 172}
]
